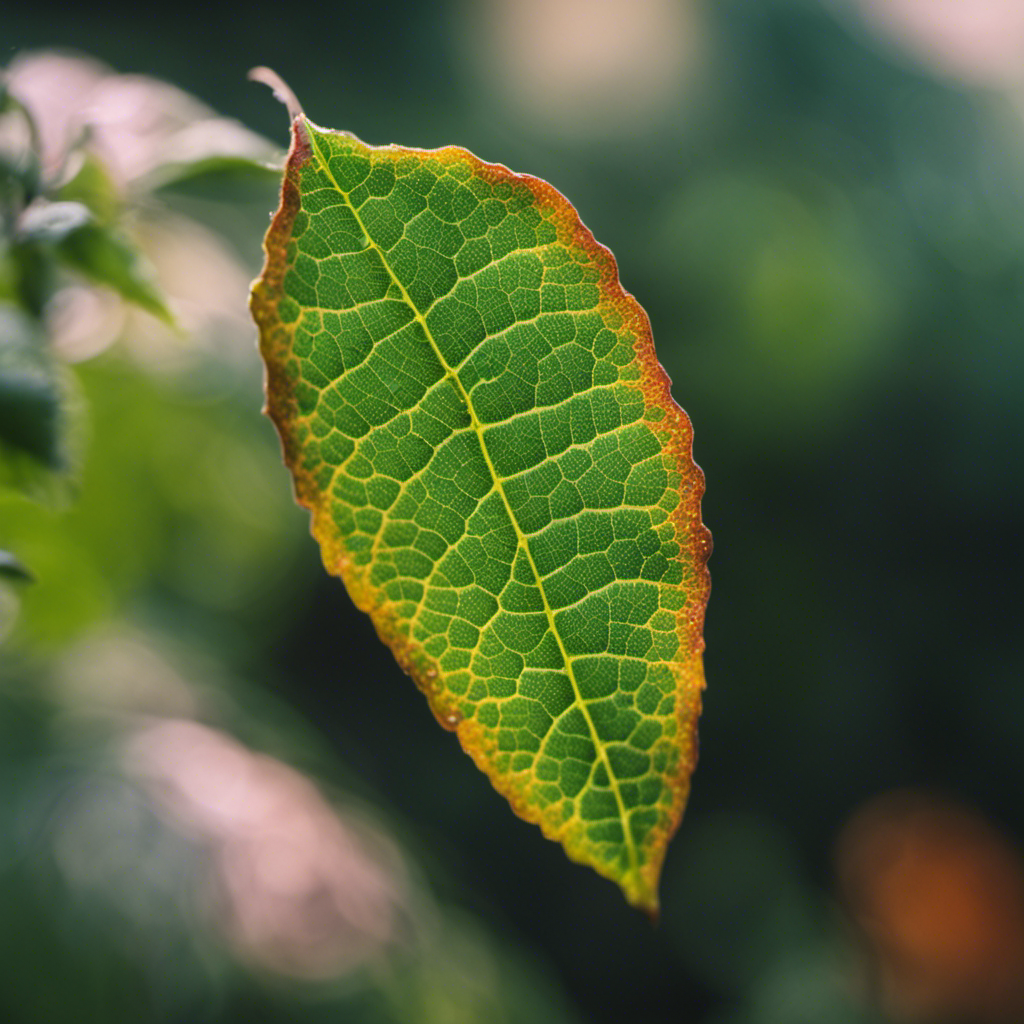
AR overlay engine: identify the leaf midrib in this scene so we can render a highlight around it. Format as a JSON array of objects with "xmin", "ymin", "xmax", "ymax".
[{"xmin": 305, "ymin": 125, "xmax": 640, "ymax": 883}]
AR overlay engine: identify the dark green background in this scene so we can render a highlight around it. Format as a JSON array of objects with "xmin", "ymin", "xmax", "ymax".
[{"xmin": 3, "ymin": 1, "xmax": 1023, "ymax": 1021}]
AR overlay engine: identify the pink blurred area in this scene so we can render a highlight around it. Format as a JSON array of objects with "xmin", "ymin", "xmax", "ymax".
[
  {"xmin": 46, "ymin": 630, "xmax": 407, "ymax": 982},
  {"xmin": 125, "ymin": 718, "xmax": 406, "ymax": 979},
  {"xmin": 854, "ymin": 0, "xmax": 1024, "ymax": 88},
  {"xmin": 2, "ymin": 52, "xmax": 279, "ymax": 367},
  {"xmin": 4, "ymin": 51, "xmax": 276, "ymax": 185},
  {"xmin": 466, "ymin": 0, "xmax": 704, "ymax": 137}
]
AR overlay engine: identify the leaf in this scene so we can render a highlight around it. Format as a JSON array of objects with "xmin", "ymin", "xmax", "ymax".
[
  {"xmin": 0, "ymin": 369, "xmax": 61, "ymax": 468},
  {"xmin": 56, "ymin": 223, "xmax": 173, "ymax": 324},
  {"xmin": 0, "ymin": 84, "xmax": 41, "ymax": 199},
  {"xmin": 148, "ymin": 153, "xmax": 283, "ymax": 192},
  {"xmin": 137, "ymin": 113, "xmax": 284, "ymax": 191},
  {"xmin": 7, "ymin": 238, "xmax": 54, "ymax": 319},
  {"xmin": 251, "ymin": 116, "xmax": 711, "ymax": 912},
  {"xmin": 57, "ymin": 153, "xmax": 122, "ymax": 225},
  {"xmin": 0, "ymin": 306, "xmax": 62, "ymax": 468}
]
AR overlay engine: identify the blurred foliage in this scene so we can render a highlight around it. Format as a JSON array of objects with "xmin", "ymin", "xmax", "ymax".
[
  {"xmin": 2, "ymin": 0, "xmax": 1024, "ymax": 1021},
  {"xmin": 0, "ymin": 49, "xmax": 579, "ymax": 1024}
]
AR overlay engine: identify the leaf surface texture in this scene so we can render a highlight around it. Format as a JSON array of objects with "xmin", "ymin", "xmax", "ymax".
[{"xmin": 252, "ymin": 117, "xmax": 711, "ymax": 911}]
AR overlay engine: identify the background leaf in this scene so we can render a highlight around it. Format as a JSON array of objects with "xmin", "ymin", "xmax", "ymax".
[
  {"xmin": 56, "ymin": 223, "xmax": 172, "ymax": 323},
  {"xmin": 0, "ymin": 305, "xmax": 61, "ymax": 467},
  {"xmin": 55, "ymin": 153, "xmax": 121, "ymax": 225},
  {"xmin": 252, "ymin": 116, "xmax": 711, "ymax": 911}
]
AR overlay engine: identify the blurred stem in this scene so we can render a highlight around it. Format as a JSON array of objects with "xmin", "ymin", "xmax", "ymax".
[
  {"xmin": 0, "ymin": 89, "xmax": 42, "ymax": 271},
  {"xmin": 0, "ymin": 90, "xmax": 42, "ymax": 207}
]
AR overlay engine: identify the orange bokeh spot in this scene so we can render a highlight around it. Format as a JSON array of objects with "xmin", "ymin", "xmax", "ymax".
[{"xmin": 837, "ymin": 790, "xmax": 1024, "ymax": 1023}]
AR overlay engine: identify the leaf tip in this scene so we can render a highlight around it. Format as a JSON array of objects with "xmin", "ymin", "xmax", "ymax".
[
  {"xmin": 248, "ymin": 67, "xmax": 304, "ymax": 124},
  {"xmin": 622, "ymin": 871, "xmax": 662, "ymax": 920}
]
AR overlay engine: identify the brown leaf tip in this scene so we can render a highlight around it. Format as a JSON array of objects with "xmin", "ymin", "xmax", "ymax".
[{"xmin": 248, "ymin": 66, "xmax": 305, "ymax": 124}]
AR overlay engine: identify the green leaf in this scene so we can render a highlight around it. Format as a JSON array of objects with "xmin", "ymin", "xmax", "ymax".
[
  {"xmin": 7, "ymin": 239, "xmax": 54, "ymax": 319},
  {"xmin": 0, "ymin": 85, "xmax": 41, "ymax": 200},
  {"xmin": 57, "ymin": 154, "xmax": 122, "ymax": 225},
  {"xmin": 0, "ymin": 305, "xmax": 62, "ymax": 468},
  {"xmin": 251, "ymin": 116, "xmax": 711, "ymax": 912},
  {"xmin": 148, "ymin": 153, "xmax": 283, "ymax": 192},
  {"xmin": 56, "ymin": 223, "xmax": 173, "ymax": 324}
]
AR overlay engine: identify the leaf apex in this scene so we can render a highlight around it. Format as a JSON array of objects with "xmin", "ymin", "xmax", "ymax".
[{"xmin": 248, "ymin": 67, "xmax": 304, "ymax": 124}]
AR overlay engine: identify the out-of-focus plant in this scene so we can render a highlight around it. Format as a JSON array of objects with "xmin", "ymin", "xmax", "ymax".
[
  {"xmin": 0, "ymin": 51, "xmax": 279, "ymax": 495},
  {"xmin": 0, "ymin": 52, "xmax": 581, "ymax": 1023},
  {"xmin": 0, "ymin": 628, "xmax": 578, "ymax": 1023},
  {"xmin": 0, "ymin": 53, "xmax": 304, "ymax": 650}
]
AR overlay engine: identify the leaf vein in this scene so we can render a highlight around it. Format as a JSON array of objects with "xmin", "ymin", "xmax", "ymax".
[{"xmin": 306, "ymin": 127, "xmax": 641, "ymax": 880}]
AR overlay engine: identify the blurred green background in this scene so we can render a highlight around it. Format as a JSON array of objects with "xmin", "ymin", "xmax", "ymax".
[{"xmin": 2, "ymin": 1, "xmax": 1024, "ymax": 1021}]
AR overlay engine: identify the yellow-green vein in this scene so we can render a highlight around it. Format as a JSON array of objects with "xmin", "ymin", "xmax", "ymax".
[{"xmin": 304, "ymin": 123, "xmax": 641, "ymax": 883}]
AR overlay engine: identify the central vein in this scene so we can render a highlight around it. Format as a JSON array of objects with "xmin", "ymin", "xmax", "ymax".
[{"xmin": 306, "ymin": 128, "xmax": 639, "ymax": 880}]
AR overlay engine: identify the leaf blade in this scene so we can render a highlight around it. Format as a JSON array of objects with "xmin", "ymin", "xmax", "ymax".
[{"xmin": 252, "ymin": 117, "xmax": 711, "ymax": 911}]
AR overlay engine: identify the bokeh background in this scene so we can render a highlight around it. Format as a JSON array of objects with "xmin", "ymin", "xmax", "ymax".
[{"xmin": 2, "ymin": 1, "xmax": 1024, "ymax": 1021}]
